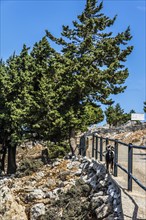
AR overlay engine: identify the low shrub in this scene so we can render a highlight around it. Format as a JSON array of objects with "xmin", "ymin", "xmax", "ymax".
[
  {"xmin": 47, "ymin": 141, "xmax": 70, "ymax": 159},
  {"xmin": 17, "ymin": 158, "xmax": 43, "ymax": 177}
]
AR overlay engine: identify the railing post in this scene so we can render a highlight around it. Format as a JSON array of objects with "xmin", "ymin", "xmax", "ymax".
[
  {"xmin": 114, "ymin": 139, "xmax": 118, "ymax": 177},
  {"xmin": 95, "ymin": 135, "xmax": 98, "ymax": 160},
  {"xmin": 84, "ymin": 135, "xmax": 86, "ymax": 157},
  {"xmin": 106, "ymin": 138, "xmax": 109, "ymax": 147},
  {"xmin": 92, "ymin": 134, "xmax": 95, "ymax": 158},
  {"xmin": 128, "ymin": 143, "xmax": 133, "ymax": 191},
  {"xmin": 79, "ymin": 137, "xmax": 81, "ymax": 155},
  {"xmin": 100, "ymin": 137, "xmax": 103, "ymax": 161}
]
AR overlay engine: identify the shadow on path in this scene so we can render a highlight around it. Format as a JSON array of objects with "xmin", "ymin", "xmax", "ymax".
[{"xmin": 120, "ymin": 186, "xmax": 139, "ymax": 220}]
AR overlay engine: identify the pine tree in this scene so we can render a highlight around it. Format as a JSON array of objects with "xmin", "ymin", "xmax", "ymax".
[
  {"xmin": 105, "ymin": 104, "xmax": 135, "ymax": 127},
  {"xmin": 0, "ymin": 0, "xmax": 134, "ymax": 163},
  {"xmin": 0, "ymin": 60, "xmax": 8, "ymax": 172},
  {"xmin": 104, "ymin": 105, "xmax": 115, "ymax": 127},
  {"xmin": 0, "ymin": 45, "xmax": 34, "ymax": 174},
  {"xmin": 29, "ymin": 37, "xmax": 68, "ymax": 142},
  {"xmin": 46, "ymin": 0, "xmax": 133, "ymax": 153}
]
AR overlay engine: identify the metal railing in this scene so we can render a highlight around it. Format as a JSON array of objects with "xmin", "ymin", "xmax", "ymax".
[{"xmin": 79, "ymin": 133, "xmax": 146, "ymax": 192}]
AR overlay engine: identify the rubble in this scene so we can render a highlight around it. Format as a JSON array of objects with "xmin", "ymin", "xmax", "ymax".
[{"xmin": 0, "ymin": 146, "xmax": 123, "ymax": 220}]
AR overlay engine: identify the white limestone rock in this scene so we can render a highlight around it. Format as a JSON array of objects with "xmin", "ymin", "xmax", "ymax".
[{"xmin": 30, "ymin": 203, "xmax": 45, "ymax": 220}]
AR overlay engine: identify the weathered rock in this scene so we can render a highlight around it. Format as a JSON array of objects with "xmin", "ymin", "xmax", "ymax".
[
  {"xmin": 58, "ymin": 170, "xmax": 70, "ymax": 181},
  {"xmin": 0, "ymin": 153, "xmax": 123, "ymax": 220},
  {"xmin": 35, "ymin": 171, "xmax": 45, "ymax": 180},
  {"xmin": 0, "ymin": 186, "xmax": 27, "ymax": 220},
  {"xmin": 30, "ymin": 203, "xmax": 45, "ymax": 220},
  {"xmin": 27, "ymin": 189, "xmax": 45, "ymax": 201},
  {"xmin": 95, "ymin": 203, "xmax": 112, "ymax": 219},
  {"xmin": 74, "ymin": 169, "xmax": 82, "ymax": 176},
  {"xmin": 67, "ymin": 162, "xmax": 73, "ymax": 169},
  {"xmin": 53, "ymin": 161, "xmax": 60, "ymax": 167},
  {"xmin": 46, "ymin": 178, "xmax": 56, "ymax": 187}
]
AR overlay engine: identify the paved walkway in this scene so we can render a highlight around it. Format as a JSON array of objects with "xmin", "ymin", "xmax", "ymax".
[
  {"xmin": 113, "ymin": 175, "xmax": 146, "ymax": 220},
  {"xmin": 113, "ymin": 145, "xmax": 146, "ymax": 220},
  {"xmin": 86, "ymin": 137, "xmax": 146, "ymax": 220}
]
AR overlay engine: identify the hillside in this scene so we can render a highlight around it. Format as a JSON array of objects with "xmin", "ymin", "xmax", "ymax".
[
  {"xmin": 0, "ymin": 143, "xmax": 123, "ymax": 220},
  {"xmin": 0, "ymin": 126, "xmax": 146, "ymax": 219},
  {"xmin": 105, "ymin": 128, "xmax": 146, "ymax": 146}
]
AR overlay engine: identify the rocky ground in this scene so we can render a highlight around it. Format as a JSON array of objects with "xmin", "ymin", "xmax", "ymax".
[
  {"xmin": 105, "ymin": 128, "xmax": 146, "ymax": 146},
  {"xmin": 0, "ymin": 126, "xmax": 145, "ymax": 220},
  {"xmin": 0, "ymin": 144, "xmax": 123, "ymax": 220}
]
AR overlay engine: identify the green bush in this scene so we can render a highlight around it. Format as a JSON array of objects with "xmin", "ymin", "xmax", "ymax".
[
  {"xmin": 17, "ymin": 158, "xmax": 43, "ymax": 177},
  {"xmin": 47, "ymin": 141, "xmax": 70, "ymax": 159}
]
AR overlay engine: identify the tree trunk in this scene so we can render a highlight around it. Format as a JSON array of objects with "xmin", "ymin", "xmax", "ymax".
[
  {"xmin": 41, "ymin": 148, "xmax": 50, "ymax": 164},
  {"xmin": 69, "ymin": 128, "xmax": 76, "ymax": 156},
  {"xmin": 1, "ymin": 146, "xmax": 7, "ymax": 173},
  {"xmin": 7, "ymin": 144, "xmax": 17, "ymax": 174}
]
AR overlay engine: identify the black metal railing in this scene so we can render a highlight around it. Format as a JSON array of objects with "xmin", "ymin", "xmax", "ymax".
[{"xmin": 79, "ymin": 133, "xmax": 146, "ymax": 192}]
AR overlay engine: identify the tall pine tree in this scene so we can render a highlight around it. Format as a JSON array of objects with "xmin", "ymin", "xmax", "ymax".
[{"xmin": 46, "ymin": 0, "xmax": 133, "ymax": 153}]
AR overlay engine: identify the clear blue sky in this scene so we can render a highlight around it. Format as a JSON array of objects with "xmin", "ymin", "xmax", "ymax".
[{"xmin": 0, "ymin": 0, "xmax": 146, "ymax": 121}]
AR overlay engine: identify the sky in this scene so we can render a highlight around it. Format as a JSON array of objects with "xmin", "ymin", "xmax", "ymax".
[{"xmin": 0, "ymin": 0, "xmax": 146, "ymax": 123}]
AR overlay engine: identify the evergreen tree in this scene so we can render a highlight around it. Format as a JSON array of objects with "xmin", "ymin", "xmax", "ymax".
[
  {"xmin": 0, "ymin": 46, "xmax": 34, "ymax": 173},
  {"xmin": 0, "ymin": 60, "xmax": 8, "ymax": 172},
  {"xmin": 0, "ymin": 0, "xmax": 134, "ymax": 166},
  {"xmin": 46, "ymin": 0, "xmax": 133, "ymax": 153},
  {"xmin": 105, "ymin": 104, "xmax": 135, "ymax": 127},
  {"xmin": 29, "ymin": 37, "xmax": 68, "ymax": 142},
  {"xmin": 105, "ymin": 105, "xmax": 115, "ymax": 127}
]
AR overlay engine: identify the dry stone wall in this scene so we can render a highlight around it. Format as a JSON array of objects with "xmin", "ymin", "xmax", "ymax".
[{"xmin": 0, "ymin": 156, "xmax": 123, "ymax": 220}]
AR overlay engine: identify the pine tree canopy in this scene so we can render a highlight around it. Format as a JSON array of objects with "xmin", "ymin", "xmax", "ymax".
[
  {"xmin": 45, "ymin": 0, "xmax": 133, "ymax": 133},
  {"xmin": 0, "ymin": 0, "xmax": 133, "ymax": 152}
]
